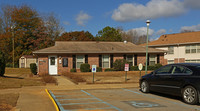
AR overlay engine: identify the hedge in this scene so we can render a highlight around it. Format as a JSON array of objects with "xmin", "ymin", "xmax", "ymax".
[
  {"xmin": 96, "ymin": 67, "xmax": 102, "ymax": 72},
  {"xmin": 80, "ymin": 63, "xmax": 90, "ymax": 72},
  {"xmin": 0, "ymin": 51, "xmax": 6, "ymax": 76},
  {"xmin": 70, "ymin": 68, "xmax": 76, "ymax": 72},
  {"xmin": 105, "ymin": 68, "xmax": 115, "ymax": 72},
  {"xmin": 30, "ymin": 63, "xmax": 37, "ymax": 75}
]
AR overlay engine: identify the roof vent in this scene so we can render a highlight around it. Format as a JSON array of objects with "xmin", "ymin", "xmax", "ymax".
[{"xmin": 124, "ymin": 40, "xmax": 127, "ymax": 44}]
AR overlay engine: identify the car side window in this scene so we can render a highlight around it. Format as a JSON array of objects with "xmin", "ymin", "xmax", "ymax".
[
  {"xmin": 155, "ymin": 65, "xmax": 173, "ymax": 75},
  {"xmin": 171, "ymin": 66, "xmax": 192, "ymax": 75}
]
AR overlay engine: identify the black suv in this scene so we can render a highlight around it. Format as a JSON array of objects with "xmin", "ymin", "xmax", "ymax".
[{"xmin": 140, "ymin": 63, "xmax": 200, "ymax": 104}]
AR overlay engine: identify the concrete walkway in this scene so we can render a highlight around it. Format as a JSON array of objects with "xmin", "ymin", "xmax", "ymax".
[{"xmin": 46, "ymin": 75, "xmax": 139, "ymax": 90}]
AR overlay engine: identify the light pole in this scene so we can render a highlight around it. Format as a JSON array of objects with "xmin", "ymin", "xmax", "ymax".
[
  {"xmin": 145, "ymin": 20, "xmax": 150, "ymax": 74},
  {"xmin": 11, "ymin": 25, "xmax": 15, "ymax": 68}
]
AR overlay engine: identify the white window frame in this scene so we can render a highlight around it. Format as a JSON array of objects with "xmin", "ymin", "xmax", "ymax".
[
  {"xmin": 168, "ymin": 46, "xmax": 174, "ymax": 54},
  {"xmin": 102, "ymin": 55, "xmax": 110, "ymax": 68},
  {"xmin": 185, "ymin": 44, "xmax": 200, "ymax": 54},
  {"xmin": 76, "ymin": 55, "xmax": 85, "ymax": 69},
  {"xmin": 168, "ymin": 60, "xmax": 174, "ymax": 64},
  {"xmin": 126, "ymin": 55, "xmax": 134, "ymax": 66},
  {"xmin": 149, "ymin": 55, "xmax": 157, "ymax": 66}
]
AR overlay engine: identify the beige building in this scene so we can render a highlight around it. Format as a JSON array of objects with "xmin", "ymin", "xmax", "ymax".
[
  {"xmin": 143, "ymin": 31, "xmax": 200, "ymax": 64},
  {"xmin": 19, "ymin": 55, "xmax": 37, "ymax": 68}
]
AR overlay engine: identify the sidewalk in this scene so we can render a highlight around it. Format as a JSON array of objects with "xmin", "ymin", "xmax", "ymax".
[{"xmin": 46, "ymin": 75, "xmax": 139, "ymax": 90}]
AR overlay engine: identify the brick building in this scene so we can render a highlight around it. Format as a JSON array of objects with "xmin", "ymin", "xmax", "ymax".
[{"xmin": 33, "ymin": 41, "xmax": 165, "ymax": 75}]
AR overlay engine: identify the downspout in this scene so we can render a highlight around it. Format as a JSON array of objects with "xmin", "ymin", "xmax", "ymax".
[{"xmin": 177, "ymin": 44, "xmax": 179, "ymax": 63}]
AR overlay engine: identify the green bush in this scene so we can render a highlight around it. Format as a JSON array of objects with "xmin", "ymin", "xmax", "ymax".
[
  {"xmin": 113, "ymin": 59, "xmax": 127, "ymax": 71},
  {"xmin": 155, "ymin": 63, "xmax": 162, "ymax": 70},
  {"xmin": 130, "ymin": 66, "xmax": 139, "ymax": 71},
  {"xmin": 0, "ymin": 51, "xmax": 6, "ymax": 76},
  {"xmin": 80, "ymin": 63, "xmax": 90, "ymax": 72},
  {"xmin": 105, "ymin": 68, "xmax": 115, "ymax": 72},
  {"xmin": 30, "ymin": 63, "xmax": 37, "ymax": 75},
  {"xmin": 70, "ymin": 68, "xmax": 77, "ymax": 72},
  {"xmin": 96, "ymin": 67, "xmax": 102, "ymax": 72}
]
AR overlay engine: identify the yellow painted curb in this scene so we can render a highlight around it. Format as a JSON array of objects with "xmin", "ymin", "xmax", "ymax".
[{"xmin": 45, "ymin": 89, "xmax": 60, "ymax": 111}]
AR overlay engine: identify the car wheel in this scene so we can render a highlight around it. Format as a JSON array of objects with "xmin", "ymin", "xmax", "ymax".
[
  {"xmin": 141, "ymin": 80, "xmax": 149, "ymax": 93},
  {"xmin": 182, "ymin": 86, "xmax": 198, "ymax": 105}
]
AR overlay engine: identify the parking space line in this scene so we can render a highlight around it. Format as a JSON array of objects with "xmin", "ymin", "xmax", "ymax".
[
  {"xmin": 58, "ymin": 98, "xmax": 95, "ymax": 101},
  {"xmin": 81, "ymin": 90, "xmax": 122, "ymax": 111},
  {"xmin": 55, "ymin": 95, "xmax": 86, "ymax": 97},
  {"xmin": 61, "ymin": 102, "xmax": 104, "ymax": 105},
  {"xmin": 49, "ymin": 90, "xmax": 65, "ymax": 111},
  {"xmin": 64, "ymin": 107, "xmax": 114, "ymax": 111},
  {"xmin": 122, "ymin": 88, "xmax": 200, "ymax": 110}
]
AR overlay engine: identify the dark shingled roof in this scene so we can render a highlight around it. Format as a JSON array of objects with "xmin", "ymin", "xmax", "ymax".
[{"xmin": 33, "ymin": 41, "xmax": 165, "ymax": 54}]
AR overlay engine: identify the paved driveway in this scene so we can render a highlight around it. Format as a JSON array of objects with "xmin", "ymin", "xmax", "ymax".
[{"xmin": 49, "ymin": 88, "xmax": 200, "ymax": 111}]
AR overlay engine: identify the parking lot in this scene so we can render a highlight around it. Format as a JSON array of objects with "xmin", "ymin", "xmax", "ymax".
[{"xmin": 49, "ymin": 88, "xmax": 200, "ymax": 111}]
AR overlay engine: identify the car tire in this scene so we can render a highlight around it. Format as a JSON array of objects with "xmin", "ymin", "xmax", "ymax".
[
  {"xmin": 182, "ymin": 86, "xmax": 198, "ymax": 105},
  {"xmin": 140, "ymin": 80, "xmax": 149, "ymax": 93}
]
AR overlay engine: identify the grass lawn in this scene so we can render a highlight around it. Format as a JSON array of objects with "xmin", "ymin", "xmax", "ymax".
[
  {"xmin": 64, "ymin": 71, "xmax": 152, "ymax": 84},
  {"xmin": 0, "ymin": 93, "xmax": 19, "ymax": 111},
  {"xmin": 0, "ymin": 68, "xmax": 45, "ymax": 89}
]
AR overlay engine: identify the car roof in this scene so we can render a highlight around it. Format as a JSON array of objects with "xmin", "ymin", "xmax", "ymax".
[{"xmin": 168, "ymin": 63, "xmax": 200, "ymax": 67}]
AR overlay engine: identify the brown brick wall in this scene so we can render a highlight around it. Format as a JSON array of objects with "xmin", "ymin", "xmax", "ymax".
[
  {"xmin": 57, "ymin": 54, "xmax": 72, "ymax": 74},
  {"xmin": 88, "ymin": 54, "xmax": 99, "ymax": 68},
  {"xmin": 38, "ymin": 56, "xmax": 48, "ymax": 75},
  {"xmin": 37, "ymin": 53, "xmax": 165, "ymax": 75},
  {"xmin": 174, "ymin": 58, "xmax": 185, "ymax": 63},
  {"xmin": 137, "ymin": 54, "xmax": 146, "ymax": 66}
]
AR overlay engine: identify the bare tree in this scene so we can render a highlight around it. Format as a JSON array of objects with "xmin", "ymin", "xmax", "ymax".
[{"xmin": 43, "ymin": 13, "xmax": 64, "ymax": 40}]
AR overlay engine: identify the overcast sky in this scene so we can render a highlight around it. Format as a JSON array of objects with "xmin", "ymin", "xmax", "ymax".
[{"xmin": 1, "ymin": 0, "xmax": 200, "ymax": 40}]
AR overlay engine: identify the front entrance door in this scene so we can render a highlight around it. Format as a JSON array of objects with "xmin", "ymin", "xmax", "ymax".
[{"xmin": 48, "ymin": 55, "xmax": 58, "ymax": 75}]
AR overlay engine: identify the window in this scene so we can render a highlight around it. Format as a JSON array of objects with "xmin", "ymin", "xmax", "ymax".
[
  {"xmin": 197, "ymin": 45, "xmax": 200, "ymax": 53},
  {"xmin": 171, "ymin": 66, "xmax": 192, "ymax": 75},
  {"xmin": 185, "ymin": 46, "xmax": 190, "ymax": 54},
  {"xmin": 168, "ymin": 60, "xmax": 174, "ymax": 64},
  {"xmin": 149, "ymin": 55, "xmax": 156, "ymax": 66},
  {"xmin": 76, "ymin": 55, "xmax": 84, "ymax": 68},
  {"xmin": 126, "ymin": 55, "xmax": 133, "ymax": 66},
  {"xmin": 62, "ymin": 58, "xmax": 68, "ymax": 67},
  {"xmin": 171, "ymin": 66, "xmax": 185, "ymax": 74},
  {"xmin": 185, "ymin": 44, "xmax": 200, "ymax": 54},
  {"xmin": 191, "ymin": 45, "xmax": 196, "ymax": 53},
  {"xmin": 50, "ymin": 57, "xmax": 55, "ymax": 65},
  {"xmin": 155, "ymin": 65, "xmax": 173, "ymax": 75},
  {"xmin": 168, "ymin": 46, "xmax": 174, "ymax": 54},
  {"xmin": 185, "ymin": 59, "xmax": 200, "ymax": 63},
  {"xmin": 102, "ymin": 55, "xmax": 109, "ymax": 68}
]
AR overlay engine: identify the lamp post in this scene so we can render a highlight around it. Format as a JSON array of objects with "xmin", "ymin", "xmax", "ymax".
[
  {"xmin": 145, "ymin": 20, "xmax": 150, "ymax": 74},
  {"xmin": 11, "ymin": 25, "xmax": 15, "ymax": 68}
]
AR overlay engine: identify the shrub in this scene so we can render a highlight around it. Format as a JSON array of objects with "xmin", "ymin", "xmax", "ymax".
[
  {"xmin": 0, "ymin": 51, "xmax": 6, "ymax": 76},
  {"xmin": 155, "ymin": 63, "xmax": 162, "ymax": 70},
  {"xmin": 96, "ymin": 67, "xmax": 102, "ymax": 72},
  {"xmin": 130, "ymin": 66, "xmax": 139, "ymax": 71},
  {"xmin": 105, "ymin": 68, "xmax": 115, "ymax": 72},
  {"xmin": 41, "ymin": 73, "xmax": 57, "ymax": 83},
  {"xmin": 63, "ymin": 72, "xmax": 86, "ymax": 83},
  {"xmin": 80, "ymin": 63, "xmax": 90, "ymax": 72},
  {"xmin": 30, "ymin": 63, "xmax": 37, "ymax": 75},
  {"xmin": 70, "ymin": 68, "xmax": 76, "ymax": 72},
  {"xmin": 113, "ymin": 59, "xmax": 127, "ymax": 71}
]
